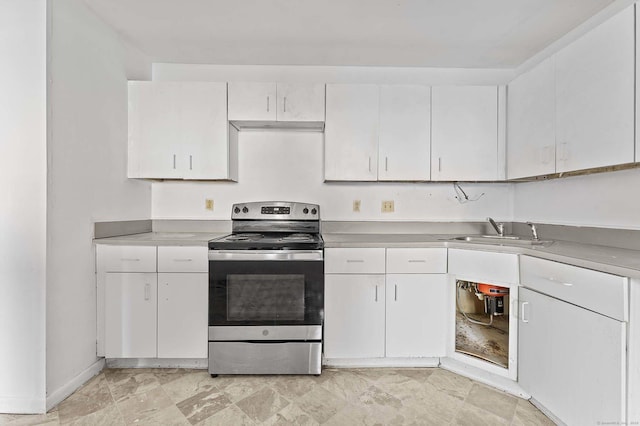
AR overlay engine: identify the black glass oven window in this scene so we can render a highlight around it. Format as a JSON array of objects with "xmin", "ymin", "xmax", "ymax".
[{"xmin": 227, "ymin": 274, "xmax": 305, "ymax": 321}]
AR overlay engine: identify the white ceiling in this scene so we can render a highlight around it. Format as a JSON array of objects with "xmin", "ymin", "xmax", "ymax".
[{"xmin": 83, "ymin": 0, "xmax": 614, "ymax": 68}]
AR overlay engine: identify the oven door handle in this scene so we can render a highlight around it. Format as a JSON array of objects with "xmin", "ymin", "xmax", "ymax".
[{"xmin": 208, "ymin": 250, "xmax": 323, "ymax": 261}]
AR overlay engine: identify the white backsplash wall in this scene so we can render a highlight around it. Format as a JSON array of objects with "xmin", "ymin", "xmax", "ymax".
[
  {"xmin": 513, "ymin": 167, "xmax": 640, "ymax": 229},
  {"xmin": 152, "ymin": 131, "xmax": 512, "ymax": 222}
]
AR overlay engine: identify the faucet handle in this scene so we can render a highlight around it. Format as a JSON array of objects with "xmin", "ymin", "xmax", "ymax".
[{"xmin": 526, "ymin": 222, "xmax": 539, "ymax": 241}]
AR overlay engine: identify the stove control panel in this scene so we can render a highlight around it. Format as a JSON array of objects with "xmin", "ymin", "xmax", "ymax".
[{"xmin": 231, "ymin": 202, "xmax": 320, "ymax": 220}]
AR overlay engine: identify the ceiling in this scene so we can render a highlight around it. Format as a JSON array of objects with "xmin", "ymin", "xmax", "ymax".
[{"xmin": 83, "ymin": 0, "xmax": 615, "ymax": 68}]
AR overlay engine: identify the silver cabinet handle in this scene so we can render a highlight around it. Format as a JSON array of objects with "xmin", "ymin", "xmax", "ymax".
[
  {"xmin": 267, "ymin": 96, "xmax": 270, "ymax": 112},
  {"xmin": 521, "ymin": 302, "xmax": 529, "ymax": 323},
  {"xmin": 438, "ymin": 157, "xmax": 442, "ymax": 172},
  {"xmin": 173, "ymin": 258, "xmax": 193, "ymax": 262},
  {"xmin": 120, "ymin": 258, "xmax": 140, "ymax": 262},
  {"xmin": 368, "ymin": 157, "xmax": 371, "ymax": 172},
  {"xmin": 189, "ymin": 155, "xmax": 193, "ymax": 170},
  {"xmin": 283, "ymin": 96, "xmax": 287, "ymax": 113},
  {"xmin": 173, "ymin": 154, "xmax": 176, "ymax": 169},
  {"xmin": 375, "ymin": 285, "xmax": 378, "ymax": 302},
  {"xmin": 394, "ymin": 284, "xmax": 398, "ymax": 301},
  {"xmin": 548, "ymin": 276, "xmax": 573, "ymax": 287},
  {"xmin": 408, "ymin": 259, "xmax": 426, "ymax": 263},
  {"xmin": 385, "ymin": 157, "xmax": 388, "ymax": 172},
  {"xmin": 346, "ymin": 259, "xmax": 364, "ymax": 263},
  {"xmin": 144, "ymin": 283, "xmax": 150, "ymax": 301}
]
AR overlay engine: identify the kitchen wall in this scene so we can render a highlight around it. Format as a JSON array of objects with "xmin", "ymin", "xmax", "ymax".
[
  {"xmin": 152, "ymin": 131, "xmax": 512, "ymax": 221},
  {"xmin": 152, "ymin": 64, "xmax": 513, "ymax": 222},
  {"xmin": 513, "ymin": 167, "xmax": 640, "ymax": 229},
  {"xmin": 45, "ymin": 0, "xmax": 152, "ymax": 409},
  {"xmin": 0, "ymin": 0, "xmax": 47, "ymax": 413}
]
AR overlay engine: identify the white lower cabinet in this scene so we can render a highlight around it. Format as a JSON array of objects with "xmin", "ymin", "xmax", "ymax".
[
  {"xmin": 157, "ymin": 273, "xmax": 208, "ymax": 358},
  {"xmin": 324, "ymin": 274, "xmax": 386, "ymax": 358},
  {"xmin": 385, "ymin": 274, "xmax": 447, "ymax": 357},
  {"xmin": 104, "ymin": 272, "xmax": 157, "ymax": 358},
  {"xmin": 519, "ymin": 287, "xmax": 626, "ymax": 425}
]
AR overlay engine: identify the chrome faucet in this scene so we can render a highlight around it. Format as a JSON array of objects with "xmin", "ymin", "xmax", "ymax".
[
  {"xmin": 487, "ymin": 217, "xmax": 504, "ymax": 237},
  {"xmin": 526, "ymin": 222, "xmax": 539, "ymax": 241}
]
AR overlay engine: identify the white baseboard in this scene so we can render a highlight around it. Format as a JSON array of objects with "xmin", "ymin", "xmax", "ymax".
[
  {"xmin": 529, "ymin": 398, "xmax": 566, "ymax": 426},
  {"xmin": 439, "ymin": 357, "xmax": 529, "ymax": 398},
  {"xmin": 105, "ymin": 358, "xmax": 208, "ymax": 369},
  {"xmin": 0, "ymin": 396, "xmax": 46, "ymax": 415},
  {"xmin": 46, "ymin": 358, "xmax": 105, "ymax": 411},
  {"xmin": 323, "ymin": 357, "xmax": 440, "ymax": 368}
]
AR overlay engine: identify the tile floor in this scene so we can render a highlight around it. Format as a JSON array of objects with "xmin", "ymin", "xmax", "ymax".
[{"xmin": 0, "ymin": 368, "xmax": 554, "ymax": 425}]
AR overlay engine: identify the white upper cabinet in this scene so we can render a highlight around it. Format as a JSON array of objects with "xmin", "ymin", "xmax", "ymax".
[
  {"xmin": 431, "ymin": 86, "xmax": 499, "ymax": 181},
  {"xmin": 325, "ymin": 84, "xmax": 380, "ymax": 181},
  {"xmin": 228, "ymin": 82, "xmax": 325, "ymax": 127},
  {"xmin": 228, "ymin": 82, "xmax": 277, "ymax": 121},
  {"xmin": 128, "ymin": 81, "xmax": 236, "ymax": 180},
  {"xmin": 276, "ymin": 83, "xmax": 325, "ymax": 122},
  {"xmin": 555, "ymin": 5, "xmax": 634, "ymax": 173},
  {"xmin": 378, "ymin": 85, "xmax": 431, "ymax": 181},
  {"xmin": 507, "ymin": 57, "xmax": 556, "ymax": 179}
]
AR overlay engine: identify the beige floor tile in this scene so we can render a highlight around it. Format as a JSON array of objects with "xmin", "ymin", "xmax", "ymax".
[
  {"xmin": 270, "ymin": 376, "xmax": 316, "ymax": 400},
  {"xmin": 401, "ymin": 382, "xmax": 465, "ymax": 426},
  {"xmin": 235, "ymin": 387, "xmax": 290, "ymax": 423},
  {"xmin": 161, "ymin": 371, "xmax": 218, "ymax": 404},
  {"xmin": 464, "ymin": 383, "xmax": 518, "ymax": 422},
  {"xmin": 262, "ymin": 403, "xmax": 319, "ymax": 426},
  {"xmin": 64, "ymin": 404, "xmax": 123, "ymax": 426},
  {"xmin": 195, "ymin": 405, "xmax": 257, "ymax": 426},
  {"xmin": 426, "ymin": 368, "xmax": 474, "ymax": 401},
  {"xmin": 104, "ymin": 369, "xmax": 161, "ymax": 403},
  {"xmin": 451, "ymin": 403, "xmax": 509, "ymax": 425},
  {"xmin": 512, "ymin": 399, "xmax": 556, "ymax": 426},
  {"xmin": 116, "ymin": 386, "xmax": 175, "ymax": 424},
  {"xmin": 213, "ymin": 375, "xmax": 273, "ymax": 403},
  {"xmin": 131, "ymin": 405, "xmax": 189, "ymax": 426},
  {"xmin": 0, "ymin": 410, "xmax": 60, "ymax": 426},
  {"xmin": 175, "ymin": 388, "xmax": 233, "ymax": 424},
  {"xmin": 57, "ymin": 375, "xmax": 114, "ymax": 424},
  {"xmin": 294, "ymin": 385, "xmax": 348, "ymax": 424},
  {"xmin": 318, "ymin": 370, "xmax": 372, "ymax": 404},
  {"xmin": 394, "ymin": 367, "xmax": 437, "ymax": 383}
]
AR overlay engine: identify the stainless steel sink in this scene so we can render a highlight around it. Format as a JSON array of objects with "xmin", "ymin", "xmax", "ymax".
[{"xmin": 449, "ymin": 235, "xmax": 553, "ymax": 246}]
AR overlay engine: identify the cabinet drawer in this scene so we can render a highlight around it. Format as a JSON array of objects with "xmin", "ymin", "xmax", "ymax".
[
  {"xmin": 325, "ymin": 248, "xmax": 385, "ymax": 274},
  {"xmin": 520, "ymin": 256, "xmax": 628, "ymax": 321},
  {"xmin": 158, "ymin": 246, "xmax": 208, "ymax": 272},
  {"xmin": 97, "ymin": 245, "xmax": 156, "ymax": 272},
  {"xmin": 448, "ymin": 249, "xmax": 518, "ymax": 284},
  {"xmin": 386, "ymin": 248, "xmax": 447, "ymax": 273}
]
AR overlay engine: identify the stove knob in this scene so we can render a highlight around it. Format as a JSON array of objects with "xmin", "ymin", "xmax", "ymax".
[
  {"xmin": 242, "ymin": 206, "xmax": 249, "ymax": 213},
  {"xmin": 311, "ymin": 208, "xmax": 317, "ymax": 215},
  {"xmin": 303, "ymin": 207, "xmax": 309, "ymax": 214},
  {"xmin": 234, "ymin": 207, "xmax": 241, "ymax": 214}
]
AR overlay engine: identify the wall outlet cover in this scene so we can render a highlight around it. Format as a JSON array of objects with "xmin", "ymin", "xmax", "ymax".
[
  {"xmin": 381, "ymin": 200, "xmax": 394, "ymax": 213},
  {"xmin": 205, "ymin": 199, "xmax": 214, "ymax": 211},
  {"xmin": 353, "ymin": 200, "xmax": 361, "ymax": 212}
]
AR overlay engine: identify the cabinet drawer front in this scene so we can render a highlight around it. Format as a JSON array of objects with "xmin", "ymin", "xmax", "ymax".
[
  {"xmin": 386, "ymin": 248, "xmax": 447, "ymax": 273},
  {"xmin": 325, "ymin": 248, "xmax": 385, "ymax": 273},
  {"xmin": 97, "ymin": 245, "xmax": 156, "ymax": 272},
  {"xmin": 158, "ymin": 246, "xmax": 208, "ymax": 272},
  {"xmin": 448, "ymin": 249, "xmax": 518, "ymax": 284},
  {"xmin": 520, "ymin": 256, "xmax": 628, "ymax": 321}
]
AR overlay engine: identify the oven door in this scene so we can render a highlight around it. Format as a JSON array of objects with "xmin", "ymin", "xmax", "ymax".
[{"xmin": 208, "ymin": 250, "xmax": 324, "ymax": 331}]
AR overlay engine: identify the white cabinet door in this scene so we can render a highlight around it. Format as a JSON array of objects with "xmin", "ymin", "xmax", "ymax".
[
  {"xmin": 128, "ymin": 81, "xmax": 234, "ymax": 180},
  {"xmin": 378, "ymin": 85, "xmax": 431, "ymax": 181},
  {"xmin": 519, "ymin": 288, "xmax": 626, "ymax": 425},
  {"xmin": 431, "ymin": 86, "xmax": 498, "ymax": 181},
  {"xmin": 228, "ymin": 82, "xmax": 277, "ymax": 121},
  {"xmin": 104, "ymin": 273, "xmax": 157, "ymax": 358},
  {"xmin": 324, "ymin": 274, "xmax": 385, "ymax": 358},
  {"xmin": 507, "ymin": 57, "xmax": 556, "ymax": 179},
  {"xmin": 157, "ymin": 273, "xmax": 208, "ymax": 358},
  {"xmin": 385, "ymin": 274, "xmax": 447, "ymax": 357},
  {"xmin": 276, "ymin": 83, "xmax": 325, "ymax": 122},
  {"xmin": 555, "ymin": 6, "xmax": 634, "ymax": 172},
  {"xmin": 325, "ymin": 84, "xmax": 379, "ymax": 181},
  {"xmin": 128, "ymin": 82, "xmax": 183, "ymax": 179}
]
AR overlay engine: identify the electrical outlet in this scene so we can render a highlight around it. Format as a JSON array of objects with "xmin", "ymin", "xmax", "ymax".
[
  {"xmin": 381, "ymin": 200, "xmax": 394, "ymax": 213},
  {"xmin": 353, "ymin": 200, "xmax": 361, "ymax": 213},
  {"xmin": 205, "ymin": 199, "xmax": 214, "ymax": 211}
]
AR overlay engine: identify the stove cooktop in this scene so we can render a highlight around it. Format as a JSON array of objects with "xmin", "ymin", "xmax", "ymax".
[{"xmin": 208, "ymin": 232, "xmax": 324, "ymax": 251}]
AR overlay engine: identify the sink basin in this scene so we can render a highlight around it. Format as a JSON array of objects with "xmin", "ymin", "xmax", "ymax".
[{"xmin": 449, "ymin": 235, "xmax": 553, "ymax": 246}]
